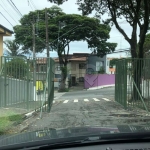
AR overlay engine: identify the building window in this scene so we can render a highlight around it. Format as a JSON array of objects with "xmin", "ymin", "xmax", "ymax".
[
  {"xmin": 72, "ymin": 63, "xmax": 76, "ymax": 70},
  {"xmin": 40, "ymin": 65, "xmax": 46, "ymax": 72},
  {"xmin": 57, "ymin": 65, "xmax": 60, "ymax": 71},
  {"xmin": 79, "ymin": 63, "xmax": 86, "ymax": 69},
  {"xmin": 55, "ymin": 74, "xmax": 61, "ymax": 78},
  {"xmin": 96, "ymin": 61, "xmax": 104, "ymax": 71}
]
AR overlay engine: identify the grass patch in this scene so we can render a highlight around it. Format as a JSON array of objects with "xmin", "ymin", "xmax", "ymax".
[{"xmin": 0, "ymin": 113, "xmax": 23, "ymax": 135}]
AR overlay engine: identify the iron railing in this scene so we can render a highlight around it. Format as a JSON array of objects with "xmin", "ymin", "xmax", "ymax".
[
  {"xmin": 115, "ymin": 58, "xmax": 150, "ymax": 112},
  {"xmin": 0, "ymin": 56, "xmax": 55, "ymax": 113}
]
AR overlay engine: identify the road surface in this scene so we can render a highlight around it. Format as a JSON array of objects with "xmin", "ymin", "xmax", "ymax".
[{"xmin": 23, "ymin": 87, "xmax": 150, "ymax": 132}]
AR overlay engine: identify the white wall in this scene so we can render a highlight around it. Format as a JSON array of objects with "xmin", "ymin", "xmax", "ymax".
[{"xmin": 106, "ymin": 55, "xmax": 110, "ymax": 74}]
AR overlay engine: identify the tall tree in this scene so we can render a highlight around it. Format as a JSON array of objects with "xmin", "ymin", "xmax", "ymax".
[
  {"xmin": 14, "ymin": 6, "xmax": 117, "ymax": 91},
  {"xmin": 48, "ymin": 0, "xmax": 150, "ymax": 99},
  {"xmin": 14, "ymin": 5, "xmax": 64, "ymax": 53},
  {"xmin": 49, "ymin": 0, "xmax": 150, "ymax": 59},
  {"xmin": 143, "ymin": 33, "xmax": 150, "ymax": 56}
]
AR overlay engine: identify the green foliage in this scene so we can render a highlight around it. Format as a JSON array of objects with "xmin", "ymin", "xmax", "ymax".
[
  {"xmin": 4, "ymin": 40, "xmax": 26, "ymax": 57},
  {"xmin": 14, "ymin": 6, "xmax": 116, "ymax": 57},
  {"xmin": 98, "ymin": 66, "xmax": 105, "ymax": 74},
  {"xmin": 109, "ymin": 59, "xmax": 119, "ymax": 68},
  {"xmin": 14, "ymin": 6, "xmax": 65, "ymax": 53},
  {"xmin": 48, "ymin": 0, "xmax": 150, "ymax": 59},
  {"xmin": 4, "ymin": 58, "xmax": 28, "ymax": 79},
  {"xmin": 143, "ymin": 33, "xmax": 150, "ymax": 56},
  {"xmin": 0, "ymin": 112, "xmax": 23, "ymax": 135}
]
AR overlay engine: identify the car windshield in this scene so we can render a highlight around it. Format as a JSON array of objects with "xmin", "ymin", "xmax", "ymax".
[{"xmin": 0, "ymin": 0, "xmax": 150, "ymax": 148}]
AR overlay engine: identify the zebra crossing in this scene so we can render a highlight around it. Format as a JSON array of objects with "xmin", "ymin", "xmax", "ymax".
[{"xmin": 53, "ymin": 98, "xmax": 111, "ymax": 104}]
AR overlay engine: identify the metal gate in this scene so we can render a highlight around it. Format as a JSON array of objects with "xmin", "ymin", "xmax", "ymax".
[
  {"xmin": 115, "ymin": 59, "xmax": 127, "ymax": 109},
  {"xmin": 0, "ymin": 56, "xmax": 55, "ymax": 113},
  {"xmin": 115, "ymin": 58, "xmax": 150, "ymax": 112}
]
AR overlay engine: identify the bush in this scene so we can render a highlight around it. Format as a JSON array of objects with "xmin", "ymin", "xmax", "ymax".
[
  {"xmin": 4, "ymin": 58, "xmax": 28, "ymax": 79},
  {"xmin": 98, "ymin": 66, "xmax": 105, "ymax": 74}
]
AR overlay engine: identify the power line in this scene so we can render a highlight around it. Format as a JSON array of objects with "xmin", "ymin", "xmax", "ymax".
[
  {"xmin": 0, "ymin": 12, "xmax": 13, "ymax": 27},
  {"xmin": 28, "ymin": 0, "xmax": 34, "ymax": 10},
  {"xmin": 1, "ymin": 0, "xmax": 20, "ymax": 20},
  {"xmin": 6, "ymin": 0, "xmax": 21, "ymax": 17},
  {"xmin": 30, "ymin": 0, "xmax": 37, "ymax": 10},
  {"xmin": 9, "ymin": 0, "xmax": 23, "ymax": 17},
  {"xmin": 0, "ymin": 3, "xmax": 18, "ymax": 24}
]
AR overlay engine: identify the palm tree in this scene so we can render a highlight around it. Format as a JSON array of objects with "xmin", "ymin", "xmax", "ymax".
[{"xmin": 4, "ymin": 40, "xmax": 25, "ymax": 57}]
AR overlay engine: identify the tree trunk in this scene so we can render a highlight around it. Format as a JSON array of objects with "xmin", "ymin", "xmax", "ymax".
[
  {"xmin": 58, "ymin": 63, "xmax": 68, "ymax": 92},
  {"xmin": 130, "ymin": 42, "xmax": 142, "ymax": 101}
]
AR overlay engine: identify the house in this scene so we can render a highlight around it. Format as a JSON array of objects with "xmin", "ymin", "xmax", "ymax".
[
  {"xmin": 86, "ymin": 55, "xmax": 109, "ymax": 74},
  {"xmin": 54, "ymin": 53, "xmax": 109, "ymax": 88},
  {"xmin": 54, "ymin": 53, "xmax": 88, "ymax": 87},
  {"xmin": 35, "ymin": 53, "xmax": 110, "ymax": 89}
]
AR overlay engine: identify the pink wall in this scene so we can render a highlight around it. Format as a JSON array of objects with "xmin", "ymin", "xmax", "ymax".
[{"xmin": 84, "ymin": 74, "xmax": 115, "ymax": 89}]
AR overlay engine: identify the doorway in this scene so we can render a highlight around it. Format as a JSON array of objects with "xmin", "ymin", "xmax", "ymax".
[{"xmin": 71, "ymin": 76, "xmax": 76, "ymax": 86}]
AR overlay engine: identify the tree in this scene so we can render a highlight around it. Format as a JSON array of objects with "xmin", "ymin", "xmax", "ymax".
[
  {"xmin": 49, "ymin": 0, "xmax": 150, "ymax": 59},
  {"xmin": 48, "ymin": 0, "xmax": 150, "ymax": 99},
  {"xmin": 14, "ymin": 6, "xmax": 117, "ymax": 92},
  {"xmin": 109, "ymin": 59, "xmax": 119, "ymax": 68},
  {"xmin": 143, "ymin": 33, "xmax": 150, "ymax": 56},
  {"xmin": 4, "ymin": 40, "xmax": 25, "ymax": 57},
  {"xmin": 14, "ymin": 5, "xmax": 64, "ymax": 53}
]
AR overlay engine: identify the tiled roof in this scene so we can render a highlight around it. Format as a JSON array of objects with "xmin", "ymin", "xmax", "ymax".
[{"xmin": 54, "ymin": 56, "xmax": 86, "ymax": 63}]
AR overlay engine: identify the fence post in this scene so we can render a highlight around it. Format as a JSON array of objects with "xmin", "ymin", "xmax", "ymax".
[
  {"xmin": 4, "ymin": 57, "xmax": 6, "ymax": 107},
  {"xmin": 47, "ymin": 58, "xmax": 51, "ymax": 112},
  {"xmin": 124, "ymin": 59, "xmax": 127, "ymax": 109},
  {"xmin": 26, "ymin": 59, "xmax": 29, "ymax": 110}
]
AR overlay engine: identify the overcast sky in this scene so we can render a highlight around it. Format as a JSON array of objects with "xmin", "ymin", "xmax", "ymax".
[{"xmin": 1, "ymin": 0, "xmax": 133, "ymax": 58}]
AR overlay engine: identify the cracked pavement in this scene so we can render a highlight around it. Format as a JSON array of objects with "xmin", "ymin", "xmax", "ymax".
[{"xmin": 22, "ymin": 87, "xmax": 150, "ymax": 132}]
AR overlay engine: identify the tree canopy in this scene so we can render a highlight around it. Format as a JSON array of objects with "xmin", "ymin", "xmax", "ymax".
[
  {"xmin": 14, "ymin": 5, "xmax": 117, "ymax": 91},
  {"xmin": 143, "ymin": 33, "xmax": 150, "ymax": 56},
  {"xmin": 14, "ymin": 5, "xmax": 117, "ymax": 57},
  {"xmin": 48, "ymin": 0, "xmax": 150, "ymax": 59}
]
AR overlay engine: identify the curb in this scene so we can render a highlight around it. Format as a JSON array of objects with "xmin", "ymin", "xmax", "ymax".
[
  {"xmin": 25, "ymin": 104, "xmax": 48, "ymax": 119},
  {"xmin": 20, "ymin": 104, "xmax": 48, "ymax": 132},
  {"xmin": 87, "ymin": 85, "xmax": 115, "ymax": 90}
]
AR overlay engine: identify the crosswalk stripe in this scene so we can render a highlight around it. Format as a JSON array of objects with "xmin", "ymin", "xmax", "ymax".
[
  {"xmin": 84, "ymin": 99, "xmax": 89, "ymax": 102},
  {"xmin": 102, "ymin": 98, "xmax": 110, "ymax": 101},
  {"xmin": 63, "ymin": 100, "xmax": 69, "ymax": 103},
  {"xmin": 93, "ymin": 98, "xmax": 100, "ymax": 101},
  {"xmin": 74, "ymin": 99, "xmax": 78, "ymax": 103}
]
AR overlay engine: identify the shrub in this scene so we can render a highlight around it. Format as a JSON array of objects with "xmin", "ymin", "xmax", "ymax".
[{"xmin": 98, "ymin": 66, "xmax": 105, "ymax": 74}]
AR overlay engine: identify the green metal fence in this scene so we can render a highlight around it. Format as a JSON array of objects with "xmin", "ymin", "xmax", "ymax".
[
  {"xmin": 115, "ymin": 58, "xmax": 150, "ymax": 112},
  {"xmin": 0, "ymin": 56, "xmax": 55, "ymax": 113}
]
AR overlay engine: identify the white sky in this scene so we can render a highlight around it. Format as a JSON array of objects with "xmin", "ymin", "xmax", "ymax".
[{"xmin": 1, "ymin": 0, "xmax": 133, "ymax": 58}]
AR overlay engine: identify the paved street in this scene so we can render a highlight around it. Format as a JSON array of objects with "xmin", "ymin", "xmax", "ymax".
[
  {"xmin": 54, "ymin": 87, "xmax": 115, "ymax": 100},
  {"xmin": 20, "ymin": 87, "xmax": 150, "ymax": 132}
]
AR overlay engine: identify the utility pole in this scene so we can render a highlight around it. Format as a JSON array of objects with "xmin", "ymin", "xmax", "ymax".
[
  {"xmin": 45, "ymin": 8, "xmax": 49, "ymax": 57},
  {"xmin": 32, "ymin": 23, "xmax": 36, "ymax": 101}
]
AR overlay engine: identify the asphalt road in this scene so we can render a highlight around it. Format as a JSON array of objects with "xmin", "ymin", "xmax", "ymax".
[
  {"xmin": 24, "ymin": 87, "xmax": 150, "ymax": 132},
  {"xmin": 54, "ymin": 87, "xmax": 115, "ymax": 100}
]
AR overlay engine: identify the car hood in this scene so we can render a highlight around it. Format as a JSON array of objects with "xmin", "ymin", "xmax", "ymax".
[{"xmin": 0, "ymin": 125, "xmax": 150, "ymax": 147}]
